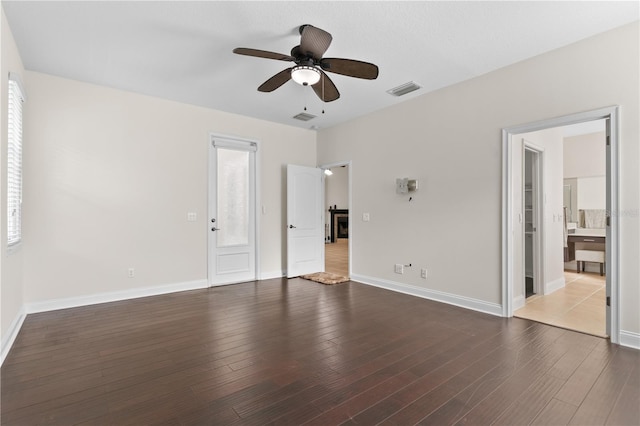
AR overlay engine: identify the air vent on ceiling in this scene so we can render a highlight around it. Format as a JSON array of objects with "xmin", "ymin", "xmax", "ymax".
[
  {"xmin": 387, "ymin": 81, "xmax": 422, "ymax": 97},
  {"xmin": 293, "ymin": 112, "xmax": 316, "ymax": 121}
]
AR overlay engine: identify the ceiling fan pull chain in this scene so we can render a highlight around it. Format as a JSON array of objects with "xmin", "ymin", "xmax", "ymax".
[{"xmin": 322, "ymin": 75, "xmax": 326, "ymax": 114}]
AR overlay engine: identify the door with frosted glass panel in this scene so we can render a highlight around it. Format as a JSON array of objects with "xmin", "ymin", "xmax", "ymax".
[{"xmin": 208, "ymin": 136, "xmax": 257, "ymax": 286}]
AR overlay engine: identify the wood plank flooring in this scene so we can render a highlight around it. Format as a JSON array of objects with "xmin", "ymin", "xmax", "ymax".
[
  {"xmin": 325, "ymin": 239, "xmax": 349, "ymax": 277},
  {"xmin": 2, "ymin": 278, "xmax": 638, "ymax": 425}
]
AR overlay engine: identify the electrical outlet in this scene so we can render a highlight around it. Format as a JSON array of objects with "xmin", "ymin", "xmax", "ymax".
[
  {"xmin": 394, "ymin": 264, "xmax": 404, "ymax": 274},
  {"xmin": 421, "ymin": 268, "xmax": 428, "ymax": 279},
  {"xmin": 187, "ymin": 212, "xmax": 197, "ymax": 222},
  {"xmin": 128, "ymin": 268, "xmax": 135, "ymax": 278},
  {"xmin": 362, "ymin": 212, "xmax": 370, "ymax": 222}
]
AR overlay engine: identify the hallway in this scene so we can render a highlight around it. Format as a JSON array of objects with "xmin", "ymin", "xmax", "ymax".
[{"xmin": 325, "ymin": 238, "xmax": 348, "ymax": 277}]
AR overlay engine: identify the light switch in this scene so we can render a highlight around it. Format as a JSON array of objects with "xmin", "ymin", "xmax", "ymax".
[{"xmin": 187, "ymin": 212, "xmax": 197, "ymax": 222}]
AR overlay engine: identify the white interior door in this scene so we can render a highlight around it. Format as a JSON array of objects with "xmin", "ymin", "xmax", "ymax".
[
  {"xmin": 287, "ymin": 164, "xmax": 324, "ymax": 277},
  {"xmin": 208, "ymin": 135, "xmax": 257, "ymax": 286}
]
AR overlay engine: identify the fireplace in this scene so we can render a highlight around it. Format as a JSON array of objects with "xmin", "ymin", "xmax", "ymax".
[
  {"xmin": 330, "ymin": 209, "xmax": 348, "ymax": 242},
  {"xmin": 337, "ymin": 217, "xmax": 349, "ymax": 238}
]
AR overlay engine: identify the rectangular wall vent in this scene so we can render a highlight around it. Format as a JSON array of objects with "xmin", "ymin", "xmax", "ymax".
[
  {"xmin": 387, "ymin": 81, "xmax": 422, "ymax": 97},
  {"xmin": 293, "ymin": 112, "xmax": 316, "ymax": 121}
]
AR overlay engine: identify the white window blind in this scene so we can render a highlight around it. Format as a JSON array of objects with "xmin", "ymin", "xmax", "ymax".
[{"xmin": 8, "ymin": 77, "xmax": 24, "ymax": 247}]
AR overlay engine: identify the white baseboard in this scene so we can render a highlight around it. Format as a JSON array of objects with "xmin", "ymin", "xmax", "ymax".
[
  {"xmin": 1, "ymin": 306, "xmax": 26, "ymax": 366},
  {"xmin": 350, "ymin": 274, "xmax": 503, "ymax": 317},
  {"xmin": 260, "ymin": 270, "xmax": 285, "ymax": 280},
  {"xmin": 620, "ymin": 330, "xmax": 640, "ymax": 350},
  {"xmin": 25, "ymin": 279, "xmax": 208, "ymax": 314},
  {"xmin": 545, "ymin": 277, "xmax": 566, "ymax": 295},
  {"xmin": 513, "ymin": 295, "xmax": 525, "ymax": 311}
]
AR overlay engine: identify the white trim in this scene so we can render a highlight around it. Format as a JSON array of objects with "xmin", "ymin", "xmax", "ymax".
[
  {"xmin": 260, "ymin": 270, "xmax": 285, "ymax": 280},
  {"xmin": 25, "ymin": 279, "xmax": 208, "ymax": 314},
  {"xmin": 351, "ymin": 274, "xmax": 503, "ymax": 317},
  {"xmin": 513, "ymin": 295, "xmax": 525, "ymax": 311},
  {"xmin": 255, "ymin": 142, "xmax": 262, "ymax": 281},
  {"xmin": 502, "ymin": 106, "xmax": 620, "ymax": 344},
  {"xmin": 1, "ymin": 306, "xmax": 26, "ymax": 366},
  {"xmin": 502, "ymin": 127, "xmax": 512, "ymax": 318},
  {"xmin": 211, "ymin": 138, "xmax": 257, "ymax": 151},
  {"xmin": 619, "ymin": 331, "xmax": 640, "ymax": 350},
  {"xmin": 545, "ymin": 277, "xmax": 566, "ymax": 295}
]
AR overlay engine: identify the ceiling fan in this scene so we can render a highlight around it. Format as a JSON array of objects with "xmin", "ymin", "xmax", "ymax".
[{"xmin": 233, "ymin": 24, "xmax": 379, "ymax": 102}]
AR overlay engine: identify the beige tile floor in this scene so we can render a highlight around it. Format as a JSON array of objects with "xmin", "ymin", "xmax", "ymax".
[{"xmin": 514, "ymin": 271, "xmax": 606, "ymax": 337}]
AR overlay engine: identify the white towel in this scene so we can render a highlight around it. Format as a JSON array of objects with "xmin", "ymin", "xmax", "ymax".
[
  {"xmin": 582, "ymin": 209, "xmax": 606, "ymax": 228},
  {"xmin": 563, "ymin": 207, "xmax": 568, "ymax": 248}
]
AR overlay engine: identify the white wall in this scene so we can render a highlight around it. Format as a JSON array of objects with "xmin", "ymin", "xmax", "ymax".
[
  {"xmin": 1, "ymin": 7, "xmax": 26, "ymax": 360},
  {"xmin": 564, "ymin": 131, "xmax": 606, "ymax": 213},
  {"xmin": 325, "ymin": 166, "xmax": 349, "ymax": 211},
  {"xmin": 564, "ymin": 131, "xmax": 606, "ymax": 178},
  {"xmin": 317, "ymin": 22, "xmax": 639, "ymax": 338},
  {"xmin": 578, "ymin": 176, "xmax": 606, "ymax": 211},
  {"xmin": 22, "ymin": 72, "xmax": 316, "ymax": 304}
]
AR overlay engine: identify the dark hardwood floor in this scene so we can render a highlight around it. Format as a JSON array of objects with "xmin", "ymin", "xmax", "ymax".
[{"xmin": 1, "ymin": 278, "xmax": 638, "ymax": 425}]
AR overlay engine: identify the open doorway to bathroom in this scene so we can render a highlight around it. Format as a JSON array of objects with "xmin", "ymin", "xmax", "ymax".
[
  {"xmin": 512, "ymin": 119, "xmax": 608, "ymax": 338},
  {"xmin": 323, "ymin": 163, "xmax": 350, "ymax": 278}
]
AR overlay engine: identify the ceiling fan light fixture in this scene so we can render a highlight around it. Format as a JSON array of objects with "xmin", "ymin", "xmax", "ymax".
[{"xmin": 291, "ymin": 65, "xmax": 321, "ymax": 86}]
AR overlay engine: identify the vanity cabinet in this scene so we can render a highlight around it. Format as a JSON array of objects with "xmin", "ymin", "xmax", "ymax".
[{"xmin": 565, "ymin": 233, "xmax": 606, "ymax": 262}]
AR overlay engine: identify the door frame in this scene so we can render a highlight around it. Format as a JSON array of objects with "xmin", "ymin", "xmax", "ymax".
[
  {"xmin": 208, "ymin": 132, "xmax": 261, "ymax": 286},
  {"xmin": 502, "ymin": 106, "xmax": 619, "ymax": 342},
  {"xmin": 318, "ymin": 160, "xmax": 352, "ymax": 277},
  {"xmin": 522, "ymin": 142, "xmax": 545, "ymax": 298}
]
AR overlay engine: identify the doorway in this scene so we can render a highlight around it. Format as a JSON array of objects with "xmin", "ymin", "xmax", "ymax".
[
  {"xmin": 524, "ymin": 145, "xmax": 543, "ymax": 299},
  {"xmin": 502, "ymin": 106, "xmax": 619, "ymax": 342},
  {"xmin": 321, "ymin": 161, "xmax": 351, "ymax": 278},
  {"xmin": 208, "ymin": 134, "xmax": 258, "ymax": 286},
  {"xmin": 515, "ymin": 122, "xmax": 608, "ymax": 337}
]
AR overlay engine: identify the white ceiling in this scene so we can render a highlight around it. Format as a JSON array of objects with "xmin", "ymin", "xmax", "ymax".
[{"xmin": 3, "ymin": 1, "xmax": 638, "ymax": 130}]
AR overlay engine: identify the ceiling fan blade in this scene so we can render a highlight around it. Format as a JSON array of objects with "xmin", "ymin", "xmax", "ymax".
[
  {"xmin": 299, "ymin": 25, "xmax": 332, "ymax": 60},
  {"xmin": 233, "ymin": 48, "xmax": 295, "ymax": 62},
  {"xmin": 311, "ymin": 71, "xmax": 340, "ymax": 102},
  {"xmin": 258, "ymin": 68, "xmax": 293, "ymax": 92},
  {"xmin": 320, "ymin": 58, "xmax": 379, "ymax": 80}
]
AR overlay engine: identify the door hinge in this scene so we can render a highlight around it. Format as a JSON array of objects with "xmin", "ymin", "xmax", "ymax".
[
  {"xmin": 606, "ymin": 216, "xmax": 610, "ymax": 227},
  {"xmin": 606, "ymin": 296, "xmax": 611, "ymax": 307},
  {"xmin": 606, "ymin": 135, "xmax": 610, "ymax": 146}
]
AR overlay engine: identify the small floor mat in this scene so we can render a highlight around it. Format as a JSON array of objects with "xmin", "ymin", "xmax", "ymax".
[{"xmin": 301, "ymin": 272, "xmax": 349, "ymax": 285}]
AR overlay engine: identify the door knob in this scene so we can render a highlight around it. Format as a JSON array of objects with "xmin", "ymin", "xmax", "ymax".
[
  {"xmin": 211, "ymin": 227, "xmax": 220, "ymax": 231},
  {"xmin": 289, "ymin": 225, "xmax": 296, "ymax": 229}
]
